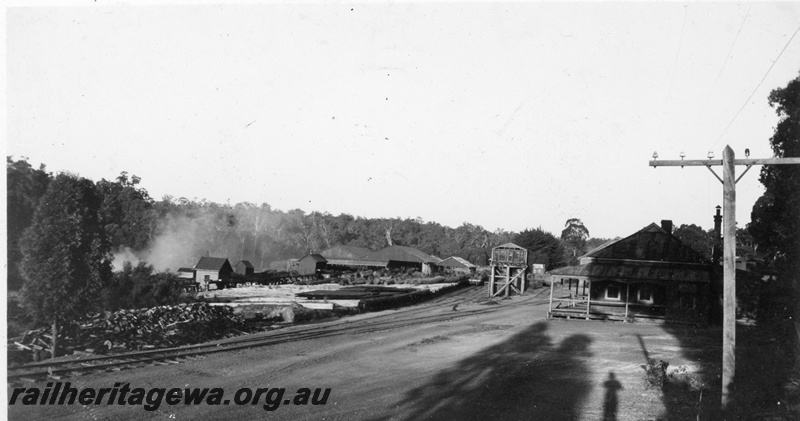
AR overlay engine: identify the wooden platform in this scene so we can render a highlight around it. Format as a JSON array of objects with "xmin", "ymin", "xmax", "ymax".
[{"xmin": 547, "ymin": 309, "xmax": 672, "ymax": 324}]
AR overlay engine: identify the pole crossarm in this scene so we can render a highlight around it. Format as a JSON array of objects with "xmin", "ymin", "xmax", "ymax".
[
  {"xmin": 706, "ymin": 166, "xmax": 723, "ymax": 184},
  {"xmin": 649, "ymin": 157, "xmax": 800, "ymax": 167},
  {"xmin": 648, "ymin": 145, "xmax": 800, "ymax": 416},
  {"xmin": 735, "ymin": 165, "xmax": 753, "ymax": 184}
]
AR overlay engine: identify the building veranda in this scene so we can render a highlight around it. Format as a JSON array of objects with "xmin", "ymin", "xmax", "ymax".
[{"xmin": 547, "ymin": 221, "xmax": 712, "ymax": 324}]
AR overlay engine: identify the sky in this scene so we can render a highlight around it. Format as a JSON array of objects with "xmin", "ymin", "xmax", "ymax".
[{"xmin": 5, "ymin": 1, "xmax": 800, "ymax": 239}]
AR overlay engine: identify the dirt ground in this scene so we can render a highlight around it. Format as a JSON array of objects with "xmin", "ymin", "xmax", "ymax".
[{"xmin": 7, "ymin": 286, "xmax": 793, "ymax": 420}]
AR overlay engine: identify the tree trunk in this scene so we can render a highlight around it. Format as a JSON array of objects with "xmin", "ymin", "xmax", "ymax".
[
  {"xmin": 51, "ymin": 319, "xmax": 59, "ymax": 359},
  {"xmin": 385, "ymin": 222, "xmax": 394, "ymax": 246}
]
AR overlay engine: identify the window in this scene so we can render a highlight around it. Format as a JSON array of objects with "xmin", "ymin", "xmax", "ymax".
[
  {"xmin": 605, "ymin": 284, "xmax": 621, "ymax": 300},
  {"xmin": 204, "ymin": 275, "xmax": 210, "ymax": 282},
  {"xmin": 638, "ymin": 285, "xmax": 654, "ymax": 303}
]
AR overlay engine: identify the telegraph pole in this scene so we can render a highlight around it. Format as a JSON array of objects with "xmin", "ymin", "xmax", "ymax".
[{"xmin": 649, "ymin": 145, "xmax": 800, "ymax": 415}]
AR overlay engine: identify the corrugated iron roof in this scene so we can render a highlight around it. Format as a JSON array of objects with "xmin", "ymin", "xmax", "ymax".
[
  {"xmin": 583, "ymin": 223, "xmax": 708, "ymax": 263},
  {"xmin": 363, "ymin": 245, "xmax": 439, "ymax": 264},
  {"xmin": 300, "ymin": 254, "xmax": 327, "ymax": 263},
  {"xmin": 437, "ymin": 256, "xmax": 477, "ymax": 268},
  {"xmin": 177, "ymin": 267, "xmax": 195, "ymax": 273},
  {"xmin": 194, "ymin": 257, "xmax": 231, "ymax": 271},
  {"xmin": 549, "ymin": 260, "xmax": 710, "ymax": 283}
]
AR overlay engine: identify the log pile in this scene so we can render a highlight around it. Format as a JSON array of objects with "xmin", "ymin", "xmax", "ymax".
[{"xmin": 8, "ymin": 303, "xmax": 250, "ymax": 361}]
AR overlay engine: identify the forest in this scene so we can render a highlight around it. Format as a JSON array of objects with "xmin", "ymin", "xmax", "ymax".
[{"xmin": 7, "ymin": 156, "xmax": 618, "ymax": 292}]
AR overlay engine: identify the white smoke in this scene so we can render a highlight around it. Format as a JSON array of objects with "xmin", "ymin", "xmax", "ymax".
[
  {"xmin": 110, "ymin": 212, "xmax": 220, "ymax": 272},
  {"xmin": 111, "ymin": 246, "xmax": 141, "ymax": 271}
]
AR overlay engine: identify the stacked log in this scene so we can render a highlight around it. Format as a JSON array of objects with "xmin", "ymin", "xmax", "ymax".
[{"xmin": 8, "ymin": 303, "xmax": 250, "ymax": 361}]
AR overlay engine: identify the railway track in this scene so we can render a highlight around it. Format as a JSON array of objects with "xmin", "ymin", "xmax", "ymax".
[{"xmin": 8, "ymin": 286, "xmax": 549, "ymax": 385}]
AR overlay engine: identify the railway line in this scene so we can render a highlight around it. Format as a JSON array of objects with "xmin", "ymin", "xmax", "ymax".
[{"xmin": 7, "ymin": 285, "xmax": 549, "ymax": 385}]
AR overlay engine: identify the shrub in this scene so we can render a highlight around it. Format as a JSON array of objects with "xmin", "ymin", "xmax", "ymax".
[
  {"xmin": 101, "ymin": 261, "xmax": 188, "ymax": 312},
  {"xmin": 669, "ymin": 365, "xmax": 708, "ymax": 392},
  {"xmin": 643, "ymin": 358, "xmax": 669, "ymax": 389}
]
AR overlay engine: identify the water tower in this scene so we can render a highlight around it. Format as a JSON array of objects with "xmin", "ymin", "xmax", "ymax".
[{"xmin": 489, "ymin": 243, "xmax": 528, "ymax": 297}]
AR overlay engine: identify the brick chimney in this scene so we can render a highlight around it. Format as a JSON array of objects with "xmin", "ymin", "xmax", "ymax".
[
  {"xmin": 710, "ymin": 205, "xmax": 723, "ymax": 326},
  {"xmin": 713, "ymin": 205, "xmax": 722, "ymax": 265},
  {"xmin": 660, "ymin": 220, "xmax": 673, "ymax": 233}
]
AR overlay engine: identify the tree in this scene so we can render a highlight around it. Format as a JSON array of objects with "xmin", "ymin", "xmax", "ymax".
[
  {"xmin": 750, "ymin": 72, "xmax": 800, "ymax": 267},
  {"xmin": 748, "ymin": 71, "xmax": 800, "ymax": 362},
  {"xmin": 96, "ymin": 172, "xmax": 156, "ymax": 251},
  {"xmin": 561, "ymin": 218, "xmax": 590, "ymax": 265},
  {"xmin": 513, "ymin": 228, "xmax": 568, "ymax": 270},
  {"xmin": 19, "ymin": 173, "xmax": 112, "ymax": 358},
  {"xmin": 672, "ymin": 224, "xmax": 713, "ymax": 260},
  {"xmin": 416, "ymin": 221, "xmax": 448, "ymax": 258},
  {"xmin": 7, "ymin": 157, "xmax": 51, "ymax": 290},
  {"xmin": 735, "ymin": 227, "xmax": 757, "ymax": 263}
]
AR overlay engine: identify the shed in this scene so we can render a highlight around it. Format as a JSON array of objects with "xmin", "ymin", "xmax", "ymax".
[
  {"xmin": 234, "ymin": 260, "xmax": 255, "ymax": 276},
  {"xmin": 437, "ymin": 256, "xmax": 477, "ymax": 273},
  {"xmin": 318, "ymin": 244, "xmax": 386, "ymax": 268},
  {"xmin": 530, "ymin": 264, "xmax": 546, "ymax": 279},
  {"xmin": 175, "ymin": 267, "xmax": 199, "ymax": 292},
  {"xmin": 546, "ymin": 221, "xmax": 711, "ymax": 324},
  {"xmin": 362, "ymin": 245, "xmax": 440, "ymax": 275},
  {"xmin": 297, "ymin": 254, "xmax": 327, "ymax": 275},
  {"xmin": 194, "ymin": 257, "xmax": 233, "ymax": 290}
]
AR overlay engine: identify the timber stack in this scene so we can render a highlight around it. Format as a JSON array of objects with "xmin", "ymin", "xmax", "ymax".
[{"xmin": 9, "ymin": 302, "xmax": 250, "ymax": 361}]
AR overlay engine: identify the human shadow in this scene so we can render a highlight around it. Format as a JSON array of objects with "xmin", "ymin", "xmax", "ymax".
[
  {"xmin": 371, "ymin": 321, "xmax": 594, "ymax": 421},
  {"xmin": 602, "ymin": 371, "xmax": 623, "ymax": 421}
]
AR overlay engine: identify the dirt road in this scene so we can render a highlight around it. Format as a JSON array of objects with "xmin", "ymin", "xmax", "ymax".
[{"xmin": 8, "ymin": 286, "xmax": 717, "ymax": 420}]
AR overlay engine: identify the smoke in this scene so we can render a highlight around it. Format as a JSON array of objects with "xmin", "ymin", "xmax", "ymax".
[
  {"xmin": 108, "ymin": 202, "xmax": 305, "ymax": 273},
  {"xmin": 111, "ymin": 247, "xmax": 141, "ymax": 271},
  {"xmin": 110, "ymin": 212, "xmax": 225, "ymax": 272}
]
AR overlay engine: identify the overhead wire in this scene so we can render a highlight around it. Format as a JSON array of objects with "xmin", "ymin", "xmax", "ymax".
[
  {"xmin": 668, "ymin": 4, "xmax": 689, "ymax": 96},
  {"xmin": 710, "ymin": 23, "xmax": 800, "ymax": 150},
  {"xmin": 685, "ymin": 4, "xmax": 751, "ymax": 153},
  {"xmin": 706, "ymin": 3, "xmax": 752, "ymax": 104},
  {"xmin": 655, "ymin": 3, "xmax": 689, "ymax": 157}
]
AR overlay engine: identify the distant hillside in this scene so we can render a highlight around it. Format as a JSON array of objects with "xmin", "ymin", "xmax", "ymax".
[{"xmin": 7, "ymin": 157, "xmax": 524, "ymax": 285}]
